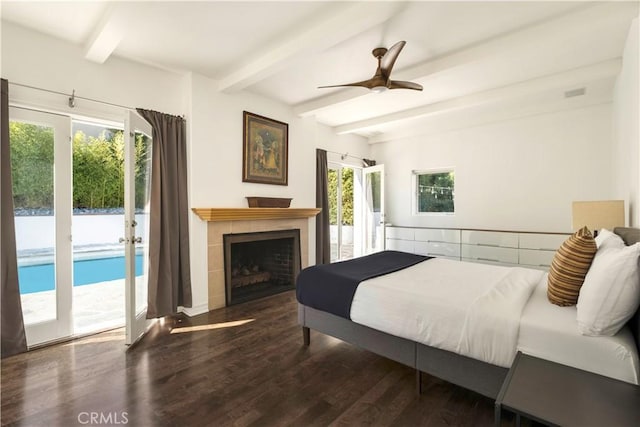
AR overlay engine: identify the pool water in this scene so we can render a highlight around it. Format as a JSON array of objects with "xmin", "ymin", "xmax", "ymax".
[{"xmin": 18, "ymin": 254, "xmax": 144, "ymax": 294}]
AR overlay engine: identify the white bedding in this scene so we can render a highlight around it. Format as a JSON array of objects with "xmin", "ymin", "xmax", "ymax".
[
  {"xmin": 350, "ymin": 258, "xmax": 544, "ymax": 367},
  {"xmin": 518, "ymin": 277, "xmax": 640, "ymax": 384},
  {"xmin": 350, "ymin": 257, "xmax": 640, "ymax": 383}
]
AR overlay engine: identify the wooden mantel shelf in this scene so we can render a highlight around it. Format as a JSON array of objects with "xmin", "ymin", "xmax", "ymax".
[{"xmin": 192, "ymin": 207, "xmax": 321, "ymax": 222}]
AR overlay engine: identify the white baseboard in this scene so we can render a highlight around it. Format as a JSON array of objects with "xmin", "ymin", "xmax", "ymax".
[{"xmin": 180, "ymin": 303, "xmax": 209, "ymax": 317}]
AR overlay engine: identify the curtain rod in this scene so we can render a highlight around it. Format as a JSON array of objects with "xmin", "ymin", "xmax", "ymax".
[
  {"xmin": 325, "ymin": 150, "xmax": 377, "ymax": 167},
  {"xmin": 9, "ymin": 81, "xmax": 135, "ymax": 111},
  {"xmin": 326, "ymin": 150, "xmax": 364, "ymax": 161}
]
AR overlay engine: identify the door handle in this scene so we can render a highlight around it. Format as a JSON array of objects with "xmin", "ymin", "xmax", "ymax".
[{"xmin": 120, "ymin": 237, "xmax": 141, "ymax": 244}]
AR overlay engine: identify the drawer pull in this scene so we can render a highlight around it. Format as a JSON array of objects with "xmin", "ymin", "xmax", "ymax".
[{"xmin": 478, "ymin": 257, "xmax": 500, "ymax": 262}]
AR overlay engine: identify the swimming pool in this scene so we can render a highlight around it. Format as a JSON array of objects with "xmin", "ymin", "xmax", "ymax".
[{"xmin": 18, "ymin": 254, "xmax": 143, "ymax": 294}]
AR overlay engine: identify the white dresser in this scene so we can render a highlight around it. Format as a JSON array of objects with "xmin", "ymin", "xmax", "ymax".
[
  {"xmin": 413, "ymin": 228, "xmax": 461, "ymax": 261},
  {"xmin": 386, "ymin": 226, "xmax": 569, "ymax": 270},
  {"xmin": 517, "ymin": 233, "xmax": 568, "ymax": 270},
  {"xmin": 461, "ymin": 230, "xmax": 519, "ymax": 266}
]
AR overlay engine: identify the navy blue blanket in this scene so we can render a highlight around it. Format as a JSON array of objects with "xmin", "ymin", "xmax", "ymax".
[{"xmin": 296, "ymin": 250, "xmax": 430, "ymax": 319}]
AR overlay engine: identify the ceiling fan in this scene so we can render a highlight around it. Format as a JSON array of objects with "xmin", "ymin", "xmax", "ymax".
[{"xmin": 319, "ymin": 40, "xmax": 423, "ymax": 93}]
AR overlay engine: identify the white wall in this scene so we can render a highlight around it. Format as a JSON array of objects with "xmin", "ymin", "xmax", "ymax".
[
  {"xmin": 612, "ymin": 17, "xmax": 639, "ymax": 227},
  {"xmin": 1, "ymin": 21, "xmax": 186, "ymax": 120},
  {"xmin": 371, "ymin": 104, "xmax": 614, "ymax": 233},
  {"xmin": 186, "ymin": 72, "xmax": 370, "ymax": 207},
  {"xmin": 185, "ymin": 72, "xmax": 369, "ymax": 313}
]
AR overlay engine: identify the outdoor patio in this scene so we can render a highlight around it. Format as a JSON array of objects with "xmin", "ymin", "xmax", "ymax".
[{"xmin": 21, "ymin": 278, "xmax": 129, "ymax": 336}]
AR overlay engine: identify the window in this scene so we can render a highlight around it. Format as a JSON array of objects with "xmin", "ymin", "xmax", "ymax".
[{"xmin": 414, "ymin": 169, "xmax": 455, "ymax": 214}]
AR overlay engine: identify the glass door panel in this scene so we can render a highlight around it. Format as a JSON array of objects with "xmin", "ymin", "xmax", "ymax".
[
  {"xmin": 124, "ymin": 111, "xmax": 153, "ymax": 345},
  {"xmin": 10, "ymin": 107, "xmax": 72, "ymax": 345},
  {"xmin": 71, "ymin": 121, "xmax": 126, "ymax": 334},
  {"xmin": 328, "ymin": 164, "xmax": 356, "ymax": 262},
  {"xmin": 133, "ymin": 126, "xmax": 152, "ymax": 315},
  {"xmin": 363, "ymin": 165, "xmax": 385, "ymax": 255},
  {"xmin": 328, "ymin": 167, "xmax": 340, "ymax": 262},
  {"xmin": 340, "ymin": 167, "xmax": 355, "ymax": 260}
]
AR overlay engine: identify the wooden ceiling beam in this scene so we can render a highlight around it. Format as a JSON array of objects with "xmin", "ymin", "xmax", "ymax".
[
  {"xmin": 83, "ymin": 4, "xmax": 128, "ymax": 64},
  {"xmin": 334, "ymin": 59, "xmax": 621, "ymax": 136},
  {"xmin": 217, "ymin": 2, "xmax": 402, "ymax": 93}
]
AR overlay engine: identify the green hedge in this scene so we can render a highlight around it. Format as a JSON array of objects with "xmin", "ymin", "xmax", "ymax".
[
  {"xmin": 72, "ymin": 130, "xmax": 125, "ymax": 208},
  {"xmin": 328, "ymin": 167, "xmax": 354, "ymax": 225},
  {"xmin": 10, "ymin": 122, "xmax": 150, "ymax": 210},
  {"xmin": 9, "ymin": 122, "xmax": 54, "ymax": 209}
]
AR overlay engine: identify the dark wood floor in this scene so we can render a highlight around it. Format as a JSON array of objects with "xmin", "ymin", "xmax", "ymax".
[{"xmin": 1, "ymin": 291, "xmax": 520, "ymax": 426}]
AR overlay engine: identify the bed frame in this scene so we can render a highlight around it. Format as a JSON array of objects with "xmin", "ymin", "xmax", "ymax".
[{"xmin": 298, "ymin": 227, "xmax": 640, "ymax": 399}]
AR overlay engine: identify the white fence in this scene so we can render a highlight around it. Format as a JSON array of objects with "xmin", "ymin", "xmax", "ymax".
[
  {"xmin": 15, "ymin": 214, "xmax": 148, "ymax": 252},
  {"xmin": 330, "ymin": 225, "xmax": 354, "ymax": 244}
]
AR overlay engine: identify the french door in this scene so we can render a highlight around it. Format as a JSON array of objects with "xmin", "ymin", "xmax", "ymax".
[
  {"xmin": 363, "ymin": 164, "xmax": 385, "ymax": 254},
  {"xmin": 328, "ymin": 162, "xmax": 382, "ymax": 260},
  {"xmin": 10, "ymin": 107, "xmax": 73, "ymax": 345},
  {"xmin": 10, "ymin": 107, "xmax": 152, "ymax": 346},
  {"xmin": 124, "ymin": 111, "xmax": 153, "ymax": 346}
]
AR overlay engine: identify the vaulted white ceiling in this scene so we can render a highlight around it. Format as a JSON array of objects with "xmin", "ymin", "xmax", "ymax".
[{"xmin": 1, "ymin": 1, "xmax": 638, "ymax": 143}]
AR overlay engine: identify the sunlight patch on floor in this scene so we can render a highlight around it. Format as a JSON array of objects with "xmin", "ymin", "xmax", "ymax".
[
  {"xmin": 170, "ymin": 319, "xmax": 255, "ymax": 334},
  {"xmin": 63, "ymin": 332, "xmax": 125, "ymax": 346}
]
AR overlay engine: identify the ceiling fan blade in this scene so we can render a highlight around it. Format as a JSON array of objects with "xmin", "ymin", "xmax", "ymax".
[
  {"xmin": 318, "ymin": 77, "xmax": 383, "ymax": 90},
  {"xmin": 318, "ymin": 83, "xmax": 371, "ymax": 89},
  {"xmin": 388, "ymin": 80, "xmax": 423, "ymax": 91},
  {"xmin": 380, "ymin": 41, "xmax": 406, "ymax": 78}
]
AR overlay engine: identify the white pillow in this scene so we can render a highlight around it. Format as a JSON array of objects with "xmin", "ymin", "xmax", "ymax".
[
  {"xmin": 577, "ymin": 242, "xmax": 640, "ymax": 336},
  {"xmin": 595, "ymin": 228, "xmax": 625, "ymax": 250}
]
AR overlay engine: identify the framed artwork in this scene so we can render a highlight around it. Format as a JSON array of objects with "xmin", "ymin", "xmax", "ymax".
[{"xmin": 242, "ymin": 111, "xmax": 289, "ymax": 186}]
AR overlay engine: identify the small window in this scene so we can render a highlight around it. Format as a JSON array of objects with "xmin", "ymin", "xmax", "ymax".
[{"xmin": 415, "ymin": 170, "xmax": 455, "ymax": 214}]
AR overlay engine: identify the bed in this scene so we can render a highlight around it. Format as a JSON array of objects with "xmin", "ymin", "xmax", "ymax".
[{"xmin": 296, "ymin": 227, "xmax": 640, "ymax": 399}]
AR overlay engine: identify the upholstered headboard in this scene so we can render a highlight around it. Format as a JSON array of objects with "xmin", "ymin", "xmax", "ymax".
[
  {"xmin": 614, "ymin": 227, "xmax": 640, "ymax": 247},
  {"xmin": 614, "ymin": 227, "xmax": 640, "ymax": 354}
]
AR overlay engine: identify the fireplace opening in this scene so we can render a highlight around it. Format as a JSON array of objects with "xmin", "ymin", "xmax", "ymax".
[{"xmin": 223, "ymin": 229, "xmax": 301, "ymax": 305}]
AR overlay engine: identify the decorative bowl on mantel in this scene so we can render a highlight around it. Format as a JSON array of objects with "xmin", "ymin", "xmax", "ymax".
[{"xmin": 246, "ymin": 197, "xmax": 292, "ymax": 208}]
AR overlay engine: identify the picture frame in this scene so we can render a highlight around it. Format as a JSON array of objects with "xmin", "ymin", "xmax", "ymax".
[{"xmin": 242, "ymin": 111, "xmax": 289, "ymax": 186}]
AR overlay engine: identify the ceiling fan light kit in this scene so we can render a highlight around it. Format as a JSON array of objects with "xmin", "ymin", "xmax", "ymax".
[{"xmin": 319, "ymin": 40, "xmax": 423, "ymax": 93}]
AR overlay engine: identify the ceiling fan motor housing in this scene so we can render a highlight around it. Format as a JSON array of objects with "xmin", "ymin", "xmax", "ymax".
[{"xmin": 372, "ymin": 47, "xmax": 388, "ymax": 58}]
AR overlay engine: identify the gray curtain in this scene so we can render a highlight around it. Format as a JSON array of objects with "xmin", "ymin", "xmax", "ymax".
[
  {"xmin": 316, "ymin": 149, "xmax": 330, "ymax": 265},
  {"xmin": 1, "ymin": 78, "xmax": 27, "ymax": 357},
  {"xmin": 136, "ymin": 109, "xmax": 192, "ymax": 318}
]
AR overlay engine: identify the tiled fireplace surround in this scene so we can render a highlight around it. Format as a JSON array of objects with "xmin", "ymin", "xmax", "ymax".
[{"xmin": 205, "ymin": 217, "xmax": 311, "ymax": 309}]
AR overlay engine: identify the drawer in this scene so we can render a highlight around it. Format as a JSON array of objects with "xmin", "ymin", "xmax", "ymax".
[
  {"xmin": 461, "ymin": 244, "xmax": 519, "ymax": 264},
  {"xmin": 386, "ymin": 227, "xmax": 414, "ymax": 240},
  {"xmin": 415, "ymin": 241, "xmax": 460, "ymax": 258},
  {"xmin": 461, "ymin": 230, "xmax": 518, "ymax": 248},
  {"xmin": 386, "ymin": 238, "xmax": 415, "ymax": 253},
  {"xmin": 414, "ymin": 228, "xmax": 461, "ymax": 244},
  {"xmin": 519, "ymin": 233, "xmax": 568, "ymax": 251},
  {"xmin": 462, "ymin": 258, "xmax": 519, "ymax": 268},
  {"xmin": 519, "ymin": 249, "xmax": 556, "ymax": 269}
]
